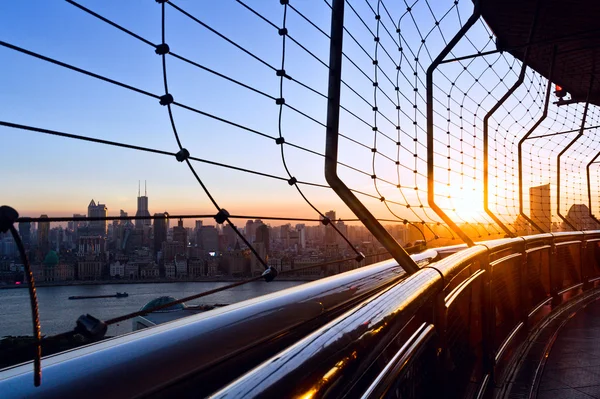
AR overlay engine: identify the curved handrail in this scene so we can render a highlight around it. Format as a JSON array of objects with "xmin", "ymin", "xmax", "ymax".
[{"xmin": 3, "ymin": 232, "xmax": 600, "ymax": 398}]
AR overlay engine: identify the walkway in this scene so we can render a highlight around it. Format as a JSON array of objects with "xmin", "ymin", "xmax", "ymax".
[{"xmin": 538, "ymin": 297, "xmax": 600, "ymax": 398}]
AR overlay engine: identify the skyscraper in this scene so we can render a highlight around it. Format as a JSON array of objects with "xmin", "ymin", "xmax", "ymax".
[
  {"xmin": 529, "ymin": 183, "xmax": 551, "ymax": 232},
  {"xmin": 135, "ymin": 181, "xmax": 151, "ymax": 229},
  {"xmin": 38, "ymin": 215, "xmax": 50, "ymax": 255},
  {"xmin": 324, "ymin": 210, "xmax": 337, "ymax": 244},
  {"xmin": 88, "ymin": 200, "xmax": 108, "ymax": 235},
  {"xmin": 19, "ymin": 220, "xmax": 31, "ymax": 248},
  {"xmin": 153, "ymin": 212, "xmax": 168, "ymax": 255},
  {"xmin": 173, "ymin": 219, "xmax": 187, "ymax": 246},
  {"xmin": 255, "ymin": 223, "xmax": 270, "ymax": 254}
]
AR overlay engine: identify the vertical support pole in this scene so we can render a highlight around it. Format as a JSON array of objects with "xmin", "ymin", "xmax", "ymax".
[
  {"xmin": 518, "ymin": 47, "xmax": 557, "ymax": 234},
  {"xmin": 323, "ymin": 0, "xmax": 418, "ymax": 273},
  {"xmin": 483, "ymin": 64, "xmax": 527, "ymax": 238},
  {"xmin": 586, "ymin": 151, "xmax": 600, "ymax": 225},
  {"xmin": 426, "ymin": 2, "xmax": 481, "ymax": 247},
  {"xmin": 483, "ymin": 0, "xmax": 542, "ymax": 238},
  {"xmin": 557, "ymin": 75, "xmax": 594, "ymax": 231}
]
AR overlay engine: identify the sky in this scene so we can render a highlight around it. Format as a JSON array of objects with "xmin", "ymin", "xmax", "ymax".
[{"xmin": 1, "ymin": 0, "xmax": 596, "ymax": 232}]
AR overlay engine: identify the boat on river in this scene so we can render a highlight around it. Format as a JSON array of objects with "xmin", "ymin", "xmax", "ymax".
[{"xmin": 68, "ymin": 292, "xmax": 128, "ymax": 300}]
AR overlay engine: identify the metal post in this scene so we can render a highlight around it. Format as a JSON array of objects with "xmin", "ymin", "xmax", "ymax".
[
  {"xmin": 586, "ymin": 151, "xmax": 600, "ymax": 225},
  {"xmin": 483, "ymin": 64, "xmax": 528, "ymax": 238},
  {"xmin": 426, "ymin": 1, "xmax": 481, "ymax": 247},
  {"xmin": 323, "ymin": 0, "xmax": 418, "ymax": 274},
  {"xmin": 483, "ymin": 1, "xmax": 542, "ymax": 238},
  {"xmin": 518, "ymin": 47, "xmax": 557, "ymax": 234},
  {"xmin": 557, "ymin": 75, "xmax": 594, "ymax": 231}
]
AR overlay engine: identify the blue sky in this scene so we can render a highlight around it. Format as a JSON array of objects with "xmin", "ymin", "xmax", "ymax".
[{"xmin": 2, "ymin": 0, "xmax": 584, "ymax": 231}]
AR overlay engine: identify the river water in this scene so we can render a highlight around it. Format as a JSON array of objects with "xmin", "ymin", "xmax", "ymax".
[{"xmin": 0, "ymin": 281, "xmax": 304, "ymax": 338}]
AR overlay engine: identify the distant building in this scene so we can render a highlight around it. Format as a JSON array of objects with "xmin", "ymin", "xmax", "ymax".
[
  {"xmin": 33, "ymin": 251, "xmax": 75, "ymax": 282},
  {"xmin": 18, "ymin": 221, "xmax": 31, "ymax": 248},
  {"xmin": 77, "ymin": 254, "xmax": 104, "ymax": 280},
  {"xmin": 140, "ymin": 262, "xmax": 159, "ymax": 279},
  {"xmin": 173, "ymin": 219, "xmax": 188, "ymax": 246},
  {"xmin": 162, "ymin": 241, "xmax": 185, "ymax": 263},
  {"xmin": 529, "ymin": 183, "xmax": 551, "ymax": 232},
  {"xmin": 223, "ymin": 224, "xmax": 237, "ymax": 248},
  {"xmin": 566, "ymin": 204, "xmax": 600, "ymax": 231},
  {"xmin": 175, "ymin": 254, "xmax": 187, "ymax": 277},
  {"xmin": 135, "ymin": 181, "xmax": 151, "ymax": 229},
  {"xmin": 110, "ymin": 260, "xmax": 125, "ymax": 278},
  {"xmin": 324, "ymin": 210, "xmax": 336, "ymax": 244},
  {"xmin": 200, "ymin": 226, "xmax": 219, "ymax": 253},
  {"xmin": 296, "ymin": 224, "xmax": 306, "ymax": 249},
  {"xmin": 37, "ymin": 215, "xmax": 50, "ymax": 256},
  {"xmin": 78, "ymin": 235, "xmax": 105, "ymax": 256},
  {"xmin": 251, "ymin": 242, "xmax": 267, "ymax": 276},
  {"xmin": 255, "ymin": 224, "xmax": 270, "ymax": 254},
  {"xmin": 245, "ymin": 220, "xmax": 256, "ymax": 242},
  {"xmin": 125, "ymin": 262, "xmax": 139, "ymax": 279},
  {"xmin": 87, "ymin": 199, "xmax": 108, "ymax": 235},
  {"xmin": 165, "ymin": 262, "xmax": 176, "ymax": 278},
  {"xmin": 188, "ymin": 258, "xmax": 205, "ymax": 277},
  {"xmin": 153, "ymin": 213, "xmax": 168, "ymax": 255}
]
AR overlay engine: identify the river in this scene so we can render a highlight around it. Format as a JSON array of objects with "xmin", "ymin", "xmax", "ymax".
[{"xmin": 0, "ymin": 281, "xmax": 305, "ymax": 338}]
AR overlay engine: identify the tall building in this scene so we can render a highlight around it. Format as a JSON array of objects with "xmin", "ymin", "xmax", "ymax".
[
  {"xmin": 223, "ymin": 224, "xmax": 237, "ymax": 248},
  {"xmin": 135, "ymin": 181, "xmax": 151, "ymax": 229},
  {"xmin": 529, "ymin": 183, "xmax": 551, "ymax": 232},
  {"xmin": 245, "ymin": 220, "xmax": 255, "ymax": 242},
  {"xmin": 255, "ymin": 224, "xmax": 270, "ymax": 254},
  {"xmin": 120, "ymin": 210, "xmax": 128, "ymax": 224},
  {"xmin": 72, "ymin": 214, "xmax": 86, "ymax": 234},
  {"xmin": 88, "ymin": 199, "xmax": 108, "ymax": 235},
  {"xmin": 153, "ymin": 213, "xmax": 168, "ymax": 255},
  {"xmin": 18, "ymin": 221, "xmax": 31, "ymax": 248},
  {"xmin": 37, "ymin": 215, "xmax": 50, "ymax": 256},
  {"xmin": 173, "ymin": 219, "xmax": 188, "ymax": 246},
  {"xmin": 200, "ymin": 226, "xmax": 219, "ymax": 253},
  {"xmin": 296, "ymin": 224, "xmax": 306, "ymax": 249},
  {"xmin": 324, "ymin": 210, "xmax": 337, "ymax": 244}
]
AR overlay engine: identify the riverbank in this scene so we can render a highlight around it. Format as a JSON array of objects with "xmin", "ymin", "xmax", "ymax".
[{"xmin": 0, "ymin": 276, "xmax": 318, "ymax": 289}]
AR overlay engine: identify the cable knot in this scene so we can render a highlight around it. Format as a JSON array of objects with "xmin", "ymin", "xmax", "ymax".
[
  {"xmin": 175, "ymin": 148, "xmax": 190, "ymax": 162},
  {"xmin": 275, "ymin": 137, "xmax": 285, "ymax": 145},
  {"xmin": 0, "ymin": 206, "xmax": 18, "ymax": 233},
  {"xmin": 355, "ymin": 252, "xmax": 365, "ymax": 262},
  {"xmin": 278, "ymin": 28, "xmax": 288, "ymax": 36},
  {"xmin": 279, "ymin": 0, "xmax": 289, "ymax": 4},
  {"xmin": 155, "ymin": 43, "xmax": 170, "ymax": 55},
  {"xmin": 276, "ymin": 69, "xmax": 290, "ymax": 79},
  {"xmin": 276, "ymin": 98, "xmax": 285, "ymax": 105},
  {"xmin": 262, "ymin": 266, "xmax": 278, "ymax": 282},
  {"xmin": 74, "ymin": 314, "xmax": 107, "ymax": 339},
  {"xmin": 155, "ymin": 0, "xmax": 169, "ymax": 3},
  {"xmin": 214, "ymin": 209, "xmax": 230, "ymax": 224},
  {"xmin": 287, "ymin": 177, "xmax": 297, "ymax": 186},
  {"xmin": 321, "ymin": 217, "xmax": 330, "ymax": 226},
  {"xmin": 159, "ymin": 93, "xmax": 174, "ymax": 106}
]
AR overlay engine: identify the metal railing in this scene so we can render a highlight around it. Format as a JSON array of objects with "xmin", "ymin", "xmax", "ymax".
[
  {"xmin": 207, "ymin": 231, "xmax": 600, "ymax": 398},
  {"xmin": 3, "ymin": 232, "xmax": 600, "ymax": 397}
]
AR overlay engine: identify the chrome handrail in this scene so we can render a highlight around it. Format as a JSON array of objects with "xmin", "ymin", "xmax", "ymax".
[{"xmin": 0, "ymin": 250, "xmax": 439, "ymax": 399}]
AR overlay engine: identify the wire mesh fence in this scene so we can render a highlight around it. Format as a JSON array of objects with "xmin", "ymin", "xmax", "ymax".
[{"xmin": 1, "ymin": 0, "xmax": 600, "ymax": 365}]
